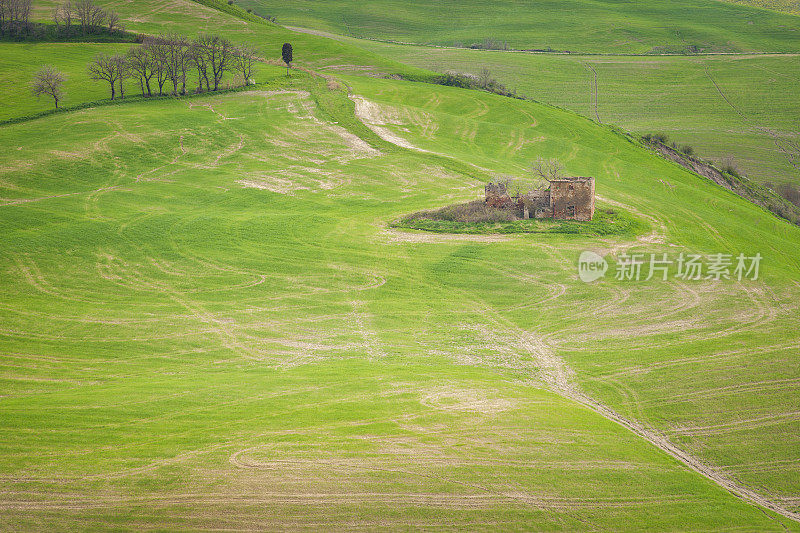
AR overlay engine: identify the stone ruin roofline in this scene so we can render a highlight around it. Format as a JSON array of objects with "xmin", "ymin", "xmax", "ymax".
[{"xmin": 548, "ymin": 176, "xmax": 593, "ymax": 182}]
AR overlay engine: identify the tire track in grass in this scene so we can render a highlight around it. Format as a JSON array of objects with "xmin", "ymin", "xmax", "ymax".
[
  {"xmin": 451, "ymin": 281, "xmax": 800, "ymax": 524},
  {"xmin": 704, "ymin": 64, "xmax": 800, "ymax": 172},
  {"xmin": 343, "ymin": 87, "xmax": 797, "ymax": 522},
  {"xmin": 345, "ymin": 82, "xmax": 798, "ymax": 524},
  {"xmin": 581, "ymin": 62, "xmax": 601, "ymax": 123}
]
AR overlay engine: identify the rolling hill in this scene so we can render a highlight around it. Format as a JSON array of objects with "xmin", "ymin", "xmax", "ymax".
[{"xmin": 340, "ymin": 38, "xmax": 800, "ymax": 187}]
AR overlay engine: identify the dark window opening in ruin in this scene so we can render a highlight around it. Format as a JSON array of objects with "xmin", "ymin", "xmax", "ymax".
[
  {"xmin": 568, "ymin": 184, "xmax": 574, "ymax": 191},
  {"xmin": 567, "ymin": 205, "xmax": 575, "ymax": 217}
]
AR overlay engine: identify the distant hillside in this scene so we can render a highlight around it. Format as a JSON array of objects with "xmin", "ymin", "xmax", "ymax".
[{"xmin": 235, "ymin": 0, "xmax": 800, "ymax": 53}]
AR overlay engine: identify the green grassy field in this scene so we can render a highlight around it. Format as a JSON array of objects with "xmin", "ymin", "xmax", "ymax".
[
  {"xmin": 0, "ymin": 43, "xmax": 132, "ymax": 121},
  {"xmin": 343, "ymin": 74, "xmax": 800, "ymax": 514},
  {"xmin": 2, "ymin": 0, "xmax": 800, "ymax": 529},
  {"xmin": 236, "ymin": 0, "xmax": 800, "ymax": 54},
  {"xmin": 1, "ymin": 67, "xmax": 799, "ymax": 529}
]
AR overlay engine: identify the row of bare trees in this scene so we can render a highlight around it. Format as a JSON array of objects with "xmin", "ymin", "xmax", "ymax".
[
  {"xmin": 0, "ymin": 0, "xmax": 32, "ymax": 34},
  {"xmin": 52, "ymin": 0, "xmax": 123, "ymax": 35},
  {"xmin": 1, "ymin": 0, "xmax": 122, "ymax": 37},
  {"xmin": 88, "ymin": 34, "xmax": 257, "ymax": 100}
]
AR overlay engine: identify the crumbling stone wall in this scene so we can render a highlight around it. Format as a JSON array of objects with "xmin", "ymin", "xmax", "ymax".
[
  {"xmin": 484, "ymin": 177, "xmax": 594, "ymax": 221},
  {"xmin": 485, "ymin": 182, "xmax": 514, "ymax": 208},
  {"xmin": 549, "ymin": 177, "xmax": 594, "ymax": 221},
  {"xmin": 522, "ymin": 189, "xmax": 552, "ymax": 219}
]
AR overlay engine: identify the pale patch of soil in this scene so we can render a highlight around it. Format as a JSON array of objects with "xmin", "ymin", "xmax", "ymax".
[
  {"xmin": 238, "ymin": 166, "xmax": 351, "ymax": 196},
  {"xmin": 0, "ymin": 185, "xmax": 126, "ymax": 207},
  {"xmin": 380, "ymin": 227, "xmax": 511, "ymax": 244},
  {"xmin": 350, "ymin": 95, "xmax": 432, "ymax": 153},
  {"xmin": 419, "ymin": 386, "xmax": 518, "ymax": 414},
  {"xmin": 49, "ymin": 150, "xmax": 88, "ymax": 160}
]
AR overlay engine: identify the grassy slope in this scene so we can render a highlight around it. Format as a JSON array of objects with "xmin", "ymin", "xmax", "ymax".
[
  {"xmin": 344, "ymin": 74, "xmax": 800, "ymax": 516},
  {"xmin": 28, "ymin": 0, "xmax": 427, "ymax": 73},
  {"xmin": 339, "ymin": 39, "xmax": 800, "ymax": 186},
  {"xmin": 1, "ymin": 0, "xmax": 800, "ymax": 529},
  {"xmin": 235, "ymin": 0, "xmax": 800, "ymax": 53},
  {"xmin": 0, "ymin": 70, "xmax": 798, "ymax": 530}
]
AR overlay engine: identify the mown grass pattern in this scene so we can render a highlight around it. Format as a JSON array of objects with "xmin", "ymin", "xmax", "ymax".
[{"xmin": 1, "ymin": 0, "xmax": 800, "ymax": 529}]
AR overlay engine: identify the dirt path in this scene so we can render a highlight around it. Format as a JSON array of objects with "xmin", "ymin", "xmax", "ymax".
[
  {"xmin": 0, "ymin": 185, "xmax": 126, "ymax": 207},
  {"xmin": 349, "ymin": 95, "xmax": 433, "ymax": 153}
]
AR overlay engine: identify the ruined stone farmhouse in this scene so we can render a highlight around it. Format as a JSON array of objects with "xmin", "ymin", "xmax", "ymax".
[{"xmin": 485, "ymin": 177, "xmax": 595, "ymax": 221}]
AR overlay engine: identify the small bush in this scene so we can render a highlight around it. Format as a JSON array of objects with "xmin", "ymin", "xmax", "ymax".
[
  {"xmin": 431, "ymin": 71, "xmax": 522, "ymax": 99},
  {"xmin": 642, "ymin": 133, "xmax": 670, "ymax": 145},
  {"xmin": 406, "ymin": 200, "xmax": 518, "ymax": 224},
  {"xmin": 721, "ymin": 157, "xmax": 740, "ymax": 177},
  {"xmin": 469, "ymin": 38, "xmax": 510, "ymax": 50},
  {"xmin": 680, "ymin": 144, "xmax": 695, "ymax": 156},
  {"xmin": 227, "ymin": 0, "xmax": 233, "ymax": 4}
]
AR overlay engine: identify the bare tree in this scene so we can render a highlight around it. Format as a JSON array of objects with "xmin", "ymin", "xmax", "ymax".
[
  {"xmin": 73, "ymin": 0, "xmax": 104, "ymax": 34},
  {"xmin": 16, "ymin": 0, "xmax": 31, "ymax": 29},
  {"xmin": 87, "ymin": 1, "xmax": 105, "ymax": 30},
  {"xmin": 192, "ymin": 37, "xmax": 211, "ymax": 92},
  {"xmin": 233, "ymin": 44, "xmax": 257, "ymax": 86},
  {"xmin": 146, "ymin": 37, "xmax": 169, "ymax": 95},
  {"xmin": 105, "ymin": 9, "xmax": 120, "ymax": 32},
  {"xmin": 531, "ymin": 157, "xmax": 565, "ymax": 181},
  {"xmin": 114, "ymin": 54, "xmax": 129, "ymax": 98},
  {"xmin": 88, "ymin": 53, "xmax": 123, "ymax": 99},
  {"xmin": 159, "ymin": 34, "xmax": 191, "ymax": 95},
  {"xmin": 52, "ymin": 2, "xmax": 74, "ymax": 34},
  {"xmin": 176, "ymin": 39, "xmax": 194, "ymax": 95},
  {"xmin": 197, "ymin": 34, "xmax": 233, "ymax": 91},
  {"xmin": 478, "ymin": 67, "xmax": 492, "ymax": 89},
  {"xmin": 31, "ymin": 65, "xmax": 65, "ymax": 108},
  {"xmin": 1, "ymin": 0, "xmax": 33, "ymax": 34},
  {"xmin": 127, "ymin": 43, "xmax": 155, "ymax": 96}
]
